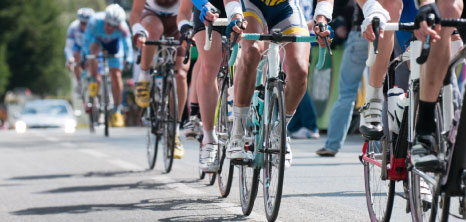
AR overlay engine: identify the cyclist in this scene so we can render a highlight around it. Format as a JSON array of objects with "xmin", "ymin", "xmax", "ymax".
[
  {"xmin": 177, "ymin": 0, "xmax": 245, "ymax": 171},
  {"xmin": 226, "ymin": 0, "xmax": 333, "ymax": 167},
  {"xmin": 65, "ymin": 8, "xmax": 95, "ymax": 91},
  {"xmin": 357, "ymin": 0, "xmax": 463, "ymax": 171},
  {"xmin": 130, "ymin": 0, "xmax": 189, "ymax": 159},
  {"xmin": 84, "ymin": 4, "xmax": 134, "ymax": 127}
]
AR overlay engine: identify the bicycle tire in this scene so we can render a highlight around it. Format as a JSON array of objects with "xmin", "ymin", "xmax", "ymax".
[
  {"xmin": 217, "ymin": 78, "xmax": 234, "ymax": 197},
  {"xmin": 363, "ymin": 140, "xmax": 395, "ymax": 222},
  {"xmin": 239, "ymin": 165, "xmax": 260, "ymax": 215},
  {"xmin": 262, "ymin": 81, "xmax": 286, "ymax": 222},
  {"xmin": 146, "ymin": 106, "xmax": 159, "ymax": 170},
  {"xmin": 209, "ymin": 173, "xmax": 217, "ymax": 186},
  {"xmin": 88, "ymin": 96, "xmax": 96, "ymax": 133},
  {"xmin": 409, "ymin": 104, "xmax": 446, "ymax": 222},
  {"xmin": 163, "ymin": 73, "xmax": 177, "ymax": 173},
  {"xmin": 103, "ymin": 74, "xmax": 109, "ymax": 137}
]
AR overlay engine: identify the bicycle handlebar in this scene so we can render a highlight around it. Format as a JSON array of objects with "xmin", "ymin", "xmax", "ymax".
[
  {"xmin": 204, "ymin": 18, "xmax": 229, "ymax": 51},
  {"xmin": 317, "ymin": 22, "xmax": 333, "ymax": 56},
  {"xmin": 366, "ymin": 17, "xmax": 466, "ymax": 67},
  {"xmin": 228, "ymin": 33, "xmax": 326, "ymax": 69}
]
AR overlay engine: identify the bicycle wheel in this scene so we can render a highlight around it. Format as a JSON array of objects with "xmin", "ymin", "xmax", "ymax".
[
  {"xmin": 262, "ymin": 81, "xmax": 286, "ymax": 222},
  {"xmin": 88, "ymin": 96, "xmax": 96, "ymax": 133},
  {"xmin": 363, "ymin": 140, "xmax": 395, "ymax": 222},
  {"xmin": 146, "ymin": 106, "xmax": 159, "ymax": 170},
  {"xmin": 208, "ymin": 173, "xmax": 217, "ymax": 185},
  {"xmin": 239, "ymin": 165, "xmax": 260, "ymax": 215},
  {"xmin": 217, "ymin": 79, "xmax": 234, "ymax": 197},
  {"xmin": 102, "ymin": 74, "xmax": 109, "ymax": 137},
  {"xmin": 409, "ymin": 104, "xmax": 448, "ymax": 221},
  {"xmin": 162, "ymin": 73, "xmax": 177, "ymax": 173}
]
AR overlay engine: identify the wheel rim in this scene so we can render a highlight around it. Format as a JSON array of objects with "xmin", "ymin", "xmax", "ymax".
[
  {"xmin": 146, "ymin": 107, "xmax": 157, "ymax": 169},
  {"xmin": 364, "ymin": 140, "xmax": 393, "ymax": 221},
  {"xmin": 262, "ymin": 84, "xmax": 285, "ymax": 220}
]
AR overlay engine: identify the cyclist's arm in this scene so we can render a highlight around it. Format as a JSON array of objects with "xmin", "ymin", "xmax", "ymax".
[
  {"xmin": 177, "ymin": 0, "xmax": 193, "ymax": 25},
  {"xmin": 83, "ymin": 18, "xmax": 96, "ymax": 56},
  {"xmin": 314, "ymin": 0, "xmax": 333, "ymax": 23},
  {"xmin": 65, "ymin": 24, "xmax": 75, "ymax": 62},
  {"xmin": 122, "ymin": 23, "xmax": 134, "ymax": 64},
  {"xmin": 129, "ymin": 0, "xmax": 145, "ymax": 27}
]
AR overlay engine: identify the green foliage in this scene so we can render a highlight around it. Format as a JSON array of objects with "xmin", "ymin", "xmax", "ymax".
[{"xmin": 0, "ymin": 44, "xmax": 10, "ymax": 96}]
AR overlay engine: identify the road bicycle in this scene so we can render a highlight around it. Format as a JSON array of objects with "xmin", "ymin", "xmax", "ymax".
[
  {"xmin": 360, "ymin": 17, "xmax": 466, "ymax": 222},
  {"xmin": 86, "ymin": 51, "xmax": 118, "ymax": 137},
  {"xmin": 142, "ymin": 38, "xmax": 180, "ymax": 173},
  {"xmin": 228, "ymin": 30, "xmax": 327, "ymax": 221}
]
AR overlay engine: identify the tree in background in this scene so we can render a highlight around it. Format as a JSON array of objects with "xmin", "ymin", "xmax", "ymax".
[{"xmin": 0, "ymin": 0, "xmax": 109, "ymax": 100}]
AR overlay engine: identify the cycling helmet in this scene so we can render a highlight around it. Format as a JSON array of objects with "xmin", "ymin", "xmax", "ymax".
[
  {"xmin": 104, "ymin": 4, "xmax": 126, "ymax": 26},
  {"xmin": 77, "ymin": 8, "xmax": 95, "ymax": 22}
]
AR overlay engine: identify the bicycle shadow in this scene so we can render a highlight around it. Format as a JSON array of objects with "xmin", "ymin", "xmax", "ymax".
[
  {"xmin": 282, "ymin": 191, "xmax": 366, "ymax": 198},
  {"xmin": 10, "ymin": 197, "xmax": 226, "ymax": 216},
  {"xmin": 8, "ymin": 170, "xmax": 150, "ymax": 181}
]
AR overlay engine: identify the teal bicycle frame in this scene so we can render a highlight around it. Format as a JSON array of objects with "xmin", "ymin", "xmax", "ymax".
[{"xmin": 229, "ymin": 34, "xmax": 326, "ymax": 169}]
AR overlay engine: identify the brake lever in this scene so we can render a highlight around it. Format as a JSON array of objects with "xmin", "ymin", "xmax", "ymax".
[
  {"xmin": 318, "ymin": 22, "xmax": 333, "ymax": 56},
  {"xmin": 372, "ymin": 17, "xmax": 380, "ymax": 54},
  {"xmin": 416, "ymin": 13, "xmax": 435, "ymax": 64}
]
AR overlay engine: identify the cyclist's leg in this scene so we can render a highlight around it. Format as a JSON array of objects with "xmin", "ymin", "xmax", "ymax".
[
  {"xmin": 228, "ymin": 10, "xmax": 265, "ymax": 159},
  {"xmin": 89, "ymin": 42, "xmax": 102, "ymax": 86},
  {"xmin": 134, "ymin": 11, "xmax": 164, "ymax": 108},
  {"xmin": 73, "ymin": 51, "xmax": 82, "ymax": 83},
  {"xmin": 140, "ymin": 11, "xmax": 163, "ymax": 72},
  {"xmin": 359, "ymin": 0, "xmax": 403, "ymax": 139},
  {"xmin": 194, "ymin": 30, "xmax": 222, "ymax": 142},
  {"xmin": 184, "ymin": 60, "xmax": 202, "ymax": 138},
  {"xmin": 413, "ymin": 0, "xmax": 463, "ymax": 169}
]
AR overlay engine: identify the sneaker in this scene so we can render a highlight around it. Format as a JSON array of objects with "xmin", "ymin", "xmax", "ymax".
[
  {"xmin": 290, "ymin": 128, "xmax": 309, "ymax": 139},
  {"xmin": 174, "ymin": 134, "xmax": 184, "ymax": 159},
  {"xmin": 316, "ymin": 148, "xmax": 337, "ymax": 157},
  {"xmin": 200, "ymin": 143, "xmax": 219, "ymax": 172},
  {"xmin": 227, "ymin": 137, "xmax": 251, "ymax": 160},
  {"xmin": 309, "ymin": 130, "xmax": 320, "ymax": 139},
  {"xmin": 411, "ymin": 134, "xmax": 441, "ymax": 172},
  {"xmin": 112, "ymin": 112, "xmax": 125, "ymax": 127},
  {"xmin": 359, "ymin": 99, "xmax": 384, "ymax": 140},
  {"xmin": 285, "ymin": 137, "xmax": 292, "ymax": 168},
  {"xmin": 135, "ymin": 81, "xmax": 150, "ymax": 108},
  {"xmin": 183, "ymin": 115, "xmax": 202, "ymax": 139}
]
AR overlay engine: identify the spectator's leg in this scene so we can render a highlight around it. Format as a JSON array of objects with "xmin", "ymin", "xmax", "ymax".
[{"xmin": 324, "ymin": 32, "xmax": 368, "ymax": 152}]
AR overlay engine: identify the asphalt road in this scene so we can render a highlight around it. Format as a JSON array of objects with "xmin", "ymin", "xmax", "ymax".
[{"xmin": 0, "ymin": 128, "xmax": 464, "ymax": 222}]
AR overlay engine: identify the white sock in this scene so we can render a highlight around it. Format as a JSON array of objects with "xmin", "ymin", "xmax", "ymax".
[
  {"xmin": 365, "ymin": 84, "xmax": 383, "ymax": 102},
  {"xmin": 232, "ymin": 106, "xmax": 249, "ymax": 139},
  {"xmin": 202, "ymin": 129, "xmax": 217, "ymax": 144},
  {"xmin": 176, "ymin": 123, "xmax": 180, "ymax": 136},
  {"xmin": 285, "ymin": 113, "xmax": 294, "ymax": 129},
  {"xmin": 137, "ymin": 68, "xmax": 150, "ymax": 82}
]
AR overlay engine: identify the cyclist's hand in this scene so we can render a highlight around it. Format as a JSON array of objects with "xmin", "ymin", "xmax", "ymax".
[
  {"xmin": 133, "ymin": 33, "xmax": 147, "ymax": 48},
  {"xmin": 66, "ymin": 58, "xmax": 75, "ymax": 70},
  {"xmin": 180, "ymin": 23, "xmax": 193, "ymax": 48},
  {"xmin": 314, "ymin": 15, "xmax": 331, "ymax": 48},
  {"xmin": 200, "ymin": 3, "xmax": 219, "ymax": 25},
  {"xmin": 226, "ymin": 16, "xmax": 247, "ymax": 43},
  {"xmin": 414, "ymin": 3, "xmax": 441, "ymax": 43},
  {"xmin": 360, "ymin": 1, "xmax": 390, "ymax": 42}
]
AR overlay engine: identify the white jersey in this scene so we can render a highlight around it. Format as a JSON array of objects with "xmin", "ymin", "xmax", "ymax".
[
  {"xmin": 64, "ymin": 19, "xmax": 85, "ymax": 60},
  {"xmin": 145, "ymin": 0, "xmax": 179, "ymax": 15}
]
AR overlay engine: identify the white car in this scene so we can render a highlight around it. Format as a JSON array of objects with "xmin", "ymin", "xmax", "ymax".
[{"xmin": 15, "ymin": 99, "xmax": 77, "ymax": 133}]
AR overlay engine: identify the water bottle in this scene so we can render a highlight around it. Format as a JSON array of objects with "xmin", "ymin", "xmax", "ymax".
[{"xmin": 387, "ymin": 86, "xmax": 407, "ymax": 134}]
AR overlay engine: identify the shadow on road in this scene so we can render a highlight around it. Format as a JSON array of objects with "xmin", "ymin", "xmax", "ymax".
[
  {"xmin": 9, "ymin": 170, "xmax": 149, "ymax": 181},
  {"xmin": 11, "ymin": 197, "xmax": 226, "ymax": 216},
  {"xmin": 291, "ymin": 162, "xmax": 360, "ymax": 167},
  {"xmin": 40, "ymin": 181, "xmax": 168, "ymax": 194}
]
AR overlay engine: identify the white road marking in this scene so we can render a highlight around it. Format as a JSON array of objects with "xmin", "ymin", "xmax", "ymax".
[
  {"xmin": 156, "ymin": 175, "xmax": 267, "ymax": 221},
  {"xmin": 60, "ymin": 142, "xmax": 77, "ymax": 148},
  {"xmin": 108, "ymin": 159, "xmax": 145, "ymax": 171},
  {"xmin": 43, "ymin": 136, "xmax": 59, "ymax": 142},
  {"xmin": 79, "ymin": 149, "xmax": 108, "ymax": 158}
]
